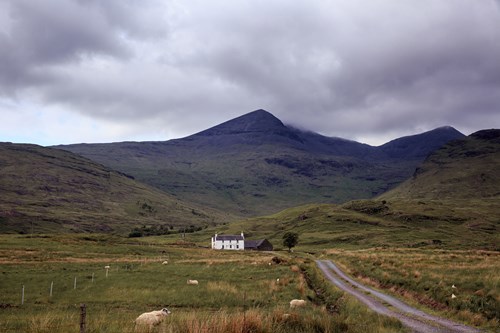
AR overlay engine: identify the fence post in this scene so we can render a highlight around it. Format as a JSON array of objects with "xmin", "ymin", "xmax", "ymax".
[
  {"xmin": 80, "ymin": 303, "xmax": 86, "ymax": 333},
  {"xmin": 50, "ymin": 281, "xmax": 53, "ymax": 297},
  {"xmin": 74, "ymin": 277, "xmax": 77, "ymax": 290},
  {"xmin": 21, "ymin": 285, "xmax": 24, "ymax": 305},
  {"xmin": 243, "ymin": 291, "xmax": 246, "ymax": 331}
]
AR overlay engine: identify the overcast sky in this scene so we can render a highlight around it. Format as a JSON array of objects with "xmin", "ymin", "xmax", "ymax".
[{"xmin": 1, "ymin": 0, "xmax": 499, "ymax": 146}]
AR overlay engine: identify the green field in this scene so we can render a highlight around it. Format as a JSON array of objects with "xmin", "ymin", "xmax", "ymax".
[{"xmin": 0, "ymin": 234, "xmax": 405, "ymax": 333}]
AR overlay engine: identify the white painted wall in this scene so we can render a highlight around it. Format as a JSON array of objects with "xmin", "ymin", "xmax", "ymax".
[{"xmin": 211, "ymin": 233, "xmax": 245, "ymax": 250}]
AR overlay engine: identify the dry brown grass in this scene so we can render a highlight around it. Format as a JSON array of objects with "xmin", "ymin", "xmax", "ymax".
[
  {"xmin": 326, "ymin": 248, "xmax": 499, "ymax": 330},
  {"xmin": 178, "ymin": 257, "xmax": 272, "ymax": 265}
]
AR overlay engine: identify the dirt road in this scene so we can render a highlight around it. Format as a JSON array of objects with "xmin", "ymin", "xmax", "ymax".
[{"xmin": 316, "ymin": 260, "xmax": 481, "ymax": 333}]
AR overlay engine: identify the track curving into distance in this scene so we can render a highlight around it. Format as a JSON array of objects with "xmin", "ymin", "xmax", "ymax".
[{"xmin": 316, "ymin": 260, "xmax": 481, "ymax": 333}]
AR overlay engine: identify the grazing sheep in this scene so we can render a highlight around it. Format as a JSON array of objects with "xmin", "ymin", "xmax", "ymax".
[
  {"xmin": 187, "ymin": 279, "xmax": 199, "ymax": 285},
  {"xmin": 290, "ymin": 299, "xmax": 306, "ymax": 308},
  {"xmin": 452, "ymin": 284, "xmax": 457, "ymax": 289},
  {"xmin": 135, "ymin": 308, "xmax": 171, "ymax": 332},
  {"xmin": 451, "ymin": 293, "xmax": 457, "ymax": 299},
  {"xmin": 162, "ymin": 261, "xmax": 168, "ymax": 265}
]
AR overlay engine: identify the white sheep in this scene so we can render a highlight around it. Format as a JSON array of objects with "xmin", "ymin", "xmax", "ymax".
[
  {"xmin": 289, "ymin": 299, "xmax": 306, "ymax": 308},
  {"xmin": 162, "ymin": 261, "xmax": 169, "ymax": 265},
  {"xmin": 452, "ymin": 284, "xmax": 457, "ymax": 289},
  {"xmin": 187, "ymin": 279, "xmax": 199, "ymax": 285},
  {"xmin": 135, "ymin": 308, "xmax": 171, "ymax": 332},
  {"xmin": 451, "ymin": 293, "xmax": 457, "ymax": 299}
]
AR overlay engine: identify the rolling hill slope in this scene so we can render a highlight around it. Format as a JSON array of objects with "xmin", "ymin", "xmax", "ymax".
[
  {"xmin": 195, "ymin": 130, "xmax": 499, "ymax": 250},
  {"xmin": 380, "ymin": 129, "xmax": 500, "ymax": 200},
  {"xmin": 0, "ymin": 143, "xmax": 233, "ymax": 234},
  {"xmin": 56, "ymin": 110, "xmax": 465, "ymax": 216}
]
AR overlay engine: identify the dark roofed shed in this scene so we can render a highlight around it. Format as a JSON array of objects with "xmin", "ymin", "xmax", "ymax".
[{"xmin": 245, "ymin": 239, "xmax": 273, "ymax": 251}]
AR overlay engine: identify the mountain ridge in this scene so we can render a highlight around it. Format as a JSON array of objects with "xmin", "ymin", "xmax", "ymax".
[
  {"xmin": 380, "ymin": 129, "xmax": 500, "ymax": 200},
  {"xmin": 380, "ymin": 126, "xmax": 466, "ymax": 158},
  {"xmin": 55, "ymin": 109, "xmax": 465, "ymax": 216}
]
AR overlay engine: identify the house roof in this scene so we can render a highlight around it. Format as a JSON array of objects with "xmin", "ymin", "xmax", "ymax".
[
  {"xmin": 245, "ymin": 239, "xmax": 272, "ymax": 249},
  {"xmin": 245, "ymin": 240, "xmax": 263, "ymax": 248},
  {"xmin": 215, "ymin": 234, "xmax": 244, "ymax": 241}
]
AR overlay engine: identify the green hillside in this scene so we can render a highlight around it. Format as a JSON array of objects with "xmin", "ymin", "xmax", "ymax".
[
  {"xmin": 380, "ymin": 129, "xmax": 500, "ymax": 200},
  {"xmin": 190, "ymin": 200, "xmax": 498, "ymax": 251},
  {"xmin": 0, "ymin": 143, "xmax": 233, "ymax": 234},
  {"xmin": 187, "ymin": 130, "xmax": 500, "ymax": 251}
]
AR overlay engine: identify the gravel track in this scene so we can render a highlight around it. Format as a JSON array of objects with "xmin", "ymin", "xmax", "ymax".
[{"xmin": 316, "ymin": 260, "xmax": 481, "ymax": 333}]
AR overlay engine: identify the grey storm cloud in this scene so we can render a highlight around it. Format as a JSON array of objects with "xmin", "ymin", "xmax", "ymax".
[
  {"xmin": 0, "ymin": 0, "xmax": 499, "ymax": 144},
  {"xmin": 0, "ymin": 0, "xmax": 167, "ymax": 92}
]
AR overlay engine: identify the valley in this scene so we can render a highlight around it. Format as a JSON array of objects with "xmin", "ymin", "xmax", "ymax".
[{"xmin": 0, "ymin": 111, "xmax": 499, "ymax": 332}]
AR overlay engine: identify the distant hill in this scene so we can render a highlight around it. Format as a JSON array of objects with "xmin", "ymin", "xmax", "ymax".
[
  {"xmin": 56, "ymin": 109, "xmax": 465, "ymax": 216},
  {"xmin": 0, "ymin": 143, "xmax": 233, "ymax": 234},
  {"xmin": 380, "ymin": 129, "xmax": 500, "ymax": 200},
  {"xmin": 380, "ymin": 126, "xmax": 465, "ymax": 159}
]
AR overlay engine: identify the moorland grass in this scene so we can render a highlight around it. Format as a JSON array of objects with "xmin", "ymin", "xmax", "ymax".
[
  {"xmin": 324, "ymin": 248, "xmax": 499, "ymax": 330},
  {"xmin": 0, "ymin": 234, "xmax": 407, "ymax": 333}
]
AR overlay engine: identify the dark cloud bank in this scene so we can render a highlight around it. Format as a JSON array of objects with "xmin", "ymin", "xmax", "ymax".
[{"xmin": 0, "ymin": 0, "xmax": 499, "ymax": 145}]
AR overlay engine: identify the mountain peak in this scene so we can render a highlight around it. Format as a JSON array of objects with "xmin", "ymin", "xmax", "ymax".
[
  {"xmin": 469, "ymin": 129, "xmax": 500, "ymax": 141},
  {"xmin": 193, "ymin": 109, "xmax": 286, "ymax": 137},
  {"xmin": 380, "ymin": 126, "xmax": 465, "ymax": 158}
]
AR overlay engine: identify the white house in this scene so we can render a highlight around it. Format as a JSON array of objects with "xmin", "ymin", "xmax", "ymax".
[{"xmin": 211, "ymin": 233, "xmax": 245, "ymax": 250}]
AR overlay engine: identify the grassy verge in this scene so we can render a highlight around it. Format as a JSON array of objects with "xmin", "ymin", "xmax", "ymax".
[
  {"xmin": 324, "ymin": 248, "xmax": 499, "ymax": 331},
  {"xmin": 300, "ymin": 260, "xmax": 406, "ymax": 333}
]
